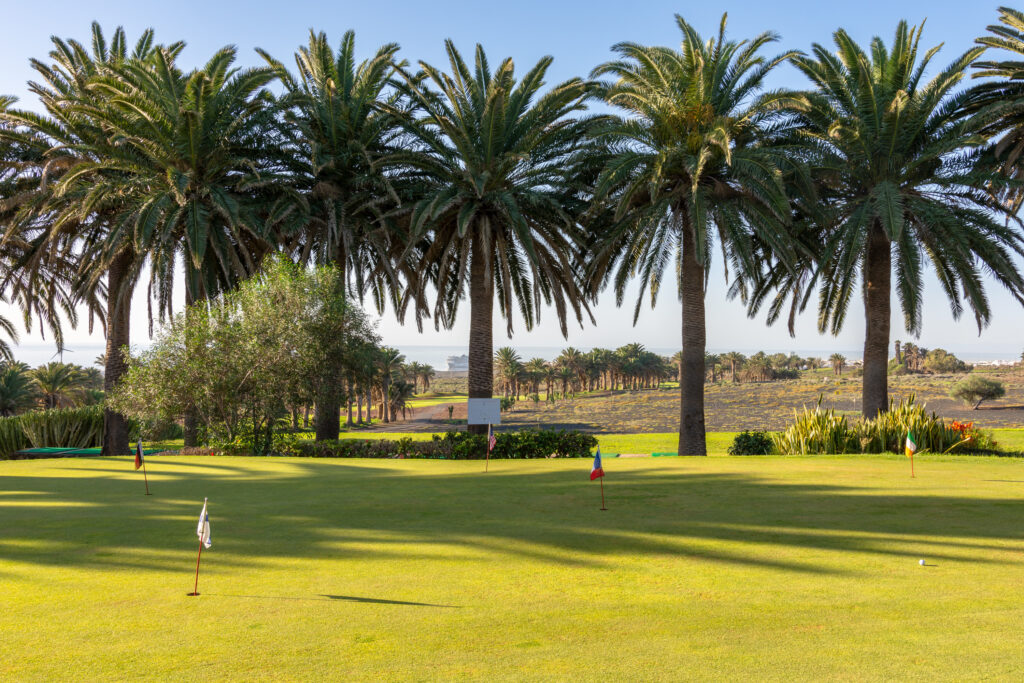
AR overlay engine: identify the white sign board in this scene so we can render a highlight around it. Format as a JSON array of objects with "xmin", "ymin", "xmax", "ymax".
[{"xmin": 467, "ymin": 398, "xmax": 501, "ymax": 425}]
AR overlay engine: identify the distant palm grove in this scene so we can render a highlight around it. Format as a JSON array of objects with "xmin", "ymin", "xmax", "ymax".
[{"xmin": 3, "ymin": 9, "xmax": 1024, "ymax": 455}]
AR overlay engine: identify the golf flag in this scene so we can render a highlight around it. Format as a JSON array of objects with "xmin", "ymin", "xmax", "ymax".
[
  {"xmin": 487, "ymin": 424, "xmax": 496, "ymax": 453},
  {"xmin": 197, "ymin": 499, "xmax": 211, "ymax": 549},
  {"xmin": 590, "ymin": 447, "xmax": 605, "ymax": 481},
  {"xmin": 134, "ymin": 441, "xmax": 144, "ymax": 470},
  {"xmin": 905, "ymin": 431, "xmax": 918, "ymax": 458}
]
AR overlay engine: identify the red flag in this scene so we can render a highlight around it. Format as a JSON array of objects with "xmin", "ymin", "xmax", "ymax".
[
  {"xmin": 488, "ymin": 424, "xmax": 496, "ymax": 452},
  {"xmin": 134, "ymin": 441, "xmax": 144, "ymax": 470}
]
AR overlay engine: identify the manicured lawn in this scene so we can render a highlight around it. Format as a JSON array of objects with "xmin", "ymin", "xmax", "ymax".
[
  {"xmin": 3, "ymin": 455, "xmax": 1024, "ymax": 679},
  {"xmin": 406, "ymin": 392, "xmax": 466, "ymax": 409}
]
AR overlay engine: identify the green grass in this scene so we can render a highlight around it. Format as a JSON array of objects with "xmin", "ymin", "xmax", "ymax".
[
  {"xmin": 149, "ymin": 428, "xmax": 1024, "ymax": 457},
  {"xmin": 3, "ymin": 455, "xmax": 1024, "ymax": 679},
  {"xmin": 406, "ymin": 392, "xmax": 466, "ymax": 409}
]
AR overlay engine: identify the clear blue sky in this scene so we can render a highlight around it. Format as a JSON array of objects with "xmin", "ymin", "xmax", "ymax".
[{"xmin": 2, "ymin": 0, "xmax": 1022, "ymax": 364}]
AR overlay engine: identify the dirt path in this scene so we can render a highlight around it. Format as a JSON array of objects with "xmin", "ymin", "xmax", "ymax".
[{"xmin": 361, "ymin": 402, "xmax": 457, "ymax": 433}]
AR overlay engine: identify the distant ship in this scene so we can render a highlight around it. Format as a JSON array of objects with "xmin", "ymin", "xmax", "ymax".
[{"xmin": 446, "ymin": 354, "xmax": 469, "ymax": 371}]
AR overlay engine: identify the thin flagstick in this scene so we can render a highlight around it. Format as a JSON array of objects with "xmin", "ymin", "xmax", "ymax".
[
  {"xmin": 142, "ymin": 458, "xmax": 151, "ymax": 495},
  {"xmin": 599, "ymin": 477, "xmax": 607, "ymax": 511},
  {"xmin": 910, "ymin": 453, "xmax": 915, "ymax": 479},
  {"xmin": 188, "ymin": 537, "xmax": 203, "ymax": 596}
]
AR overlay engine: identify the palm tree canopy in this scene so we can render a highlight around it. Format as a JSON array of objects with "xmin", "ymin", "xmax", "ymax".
[
  {"xmin": 397, "ymin": 41, "xmax": 597, "ymax": 335},
  {"xmin": 776, "ymin": 21, "xmax": 1024, "ymax": 335},
  {"xmin": 588, "ymin": 13, "xmax": 802, "ymax": 320}
]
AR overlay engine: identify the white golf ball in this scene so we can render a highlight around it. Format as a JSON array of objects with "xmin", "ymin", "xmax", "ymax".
[{"xmin": 919, "ymin": 559, "xmax": 926, "ymax": 566}]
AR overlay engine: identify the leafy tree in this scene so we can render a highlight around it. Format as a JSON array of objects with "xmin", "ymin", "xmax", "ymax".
[
  {"xmin": 590, "ymin": 15, "xmax": 797, "ymax": 454},
  {"xmin": 923, "ymin": 349, "xmax": 970, "ymax": 374},
  {"xmin": 397, "ymin": 42, "xmax": 594, "ymax": 433},
  {"xmin": 110, "ymin": 259, "xmax": 378, "ymax": 454},
  {"xmin": 950, "ymin": 375, "xmax": 1006, "ymax": 409},
  {"xmin": 780, "ymin": 22, "xmax": 1024, "ymax": 418}
]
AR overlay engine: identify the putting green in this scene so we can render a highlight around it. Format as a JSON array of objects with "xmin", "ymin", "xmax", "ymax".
[{"xmin": 2, "ymin": 455, "xmax": 1023, "ymax": 680}]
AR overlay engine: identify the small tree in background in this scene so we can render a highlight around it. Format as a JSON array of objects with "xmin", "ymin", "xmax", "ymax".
[
  {"xmin": 109, "ymin": 258, "xmax": 378, "ymax": 454},
  {"xmin": 950, "ymin": 376, "xmax": 1006, "ymax": 410}
]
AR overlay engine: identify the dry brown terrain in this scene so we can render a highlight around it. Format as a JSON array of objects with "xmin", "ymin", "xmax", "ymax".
[{"xmin": 491, "ymin": 368, "xmax": 1024, "ymax": 433}]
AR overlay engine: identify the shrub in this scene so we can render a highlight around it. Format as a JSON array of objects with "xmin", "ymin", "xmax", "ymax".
[
  {"xmin": 0, "ymin": 415, "xmax": 29, "ymax": 458},
  {"xmin": 773, "ymin": 400, "xmax": 858, "ymax": 455},
  {"xmin": 775, "ymin": 395, "xmax": 997, "ymax": 455},
  {"xmin": 277, "ymin": 430, "xmax": 598, "ymax": 459},
  {"xmin": 950, "ymin": 376, "xmax": 1006, "ymax": 409},
  {"xmin": 728, "ymin": 431, "xmax": 775, "ymax": 455},
  {"xmin": 924, "ymin": 349, "xmax": 970, "ymax": 374},
  {"xmin": 18, "ymin": 406, "xmax": 105, "ymax": 450}
]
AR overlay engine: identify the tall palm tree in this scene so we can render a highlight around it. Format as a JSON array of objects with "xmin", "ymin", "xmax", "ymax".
[
  {"xmin": 397, "ymin": 42, "xmax": 595, "ymax": 433},
  {"xmin": 829, "ymin": 353, "xmax": 846, "ymax": 377},
  {"xmin": 0, "ymin": 24, "xmax": 181, "ymax": 454},
  {"xmin": 524, "ymin": 358, "xmax": 548, "ymax": 395},
  {"xmin": 782, "ymin": 22, "xmax": 1024, "ymax": 418},
  {"xmin": 262, "ymin": 32, "xmax": 414, "ymax": 439},
  {"xmin": 590, "ymin": 15, "xmax": 798, "ymax": 454}
]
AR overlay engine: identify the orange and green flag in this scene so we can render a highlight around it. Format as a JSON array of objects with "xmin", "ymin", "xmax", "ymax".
[{"xmin": 905, "ymin": 431, "xmax": 918, "ymax": 458}]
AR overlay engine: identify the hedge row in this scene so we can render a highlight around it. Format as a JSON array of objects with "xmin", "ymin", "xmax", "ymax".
[{"xmin": 275, "ymin": 430, "xmax": 598, "ymax": 459}]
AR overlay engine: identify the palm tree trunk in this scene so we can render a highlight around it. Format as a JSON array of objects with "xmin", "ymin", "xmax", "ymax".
[
  {"xmin": 679, "ymin": 223, "xmax": 707, "ymax": 455},
  {"xmin": 467, "ymin": 234, "xmax": 494, "ymax": 435},
  {"xmin": 862, "ymin": 223, "xmax": 891, "ymax": 418},
  {"xmin": 182, "ymin": 271, "xmax": 208, "ymax": 447},
  {"xmin": 102, "ymin": 249, "xmax": 132, "ymax": 456}
]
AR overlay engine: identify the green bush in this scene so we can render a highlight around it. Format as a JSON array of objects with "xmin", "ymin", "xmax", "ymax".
[
  {"xmin": 0, "ymin": 415, "xmax": 30, "ymax": 458},
  {"xmin": 950, "ymin": 375, "xmax": 1006, "ymax": 410},
  {"xmin": 773, "ymin": 400, "xmax": 859, "ymax": 455},
  {"xmin": 18, "ymin": 406, "xmax": 105, "ymax": 450},
  {"xmin": 728, "ymin": 431, "xmax": 775, "ymax": 455},
  {"xmin": 277, "ymin": 430, "xmax": 598, "ymax": 459},
  {"xmin": 774, "ymin": 395, "xmax": 997, "ymax": 455}
]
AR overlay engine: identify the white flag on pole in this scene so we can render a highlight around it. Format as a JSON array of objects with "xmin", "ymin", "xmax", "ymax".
[{"xmin": 197, "ymin": 498, "xmax": 211, "ymax": 548}]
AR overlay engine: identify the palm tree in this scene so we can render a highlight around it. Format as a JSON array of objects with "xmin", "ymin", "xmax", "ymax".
[
  {"xmin": 829, "ymin": 353, "xmax": 846, "ymax": 377},
  {"xmin": 377, "ymin": 346, "xmax": 405, "ymax": 422},
  {"xmin": 590, "ymin": 15, "xmax": 798, "ymax": 454},
  {"xmin": 418, "ymin": 364, "xmax": 435, "ymax": 393},
  {"xmin": 397, "ymin": 42, "xmax": 594, "ymax": 433},
  {"xmin": 721, "ymin": 351, "xmax": 745, "ymax": 382},
  {"xmin": 0, "ymin": 24, "xmax": 173, "ymax": 453},
  {"xmin": 970, "ymin": 7, "xmax": 1024, "ymax": 215},
  {"xmin": 493, "ymin": 347, "xmax": 522, "ymax": 398},
  {"xmin": 0, "ymin": 363, "xmax": 37, "ymax": 416},
  {"xmin": 263, "ymin": 31, "xmax": 413, "ymax": 439},
  {"xmin": 524, "ymin": 358, "xmax": 548, "ymax": 396},
  {"xmin": 31, "ymin": 362, "xmax": 84, "ymax": 409},
  {"xmin": 782, "ymin": 22, "xmax": 1024, "ymax": 417}
]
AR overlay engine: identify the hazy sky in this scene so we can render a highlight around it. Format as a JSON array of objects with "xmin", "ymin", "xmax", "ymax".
[{"xmin": 2, "ymin": 0, "xmax": 1022, "ymax": 364}]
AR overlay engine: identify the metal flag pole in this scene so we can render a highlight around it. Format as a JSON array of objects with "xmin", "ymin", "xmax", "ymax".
[{"xmin": 600, "ymin": 477, "xmax": 607, "ymax": 511}]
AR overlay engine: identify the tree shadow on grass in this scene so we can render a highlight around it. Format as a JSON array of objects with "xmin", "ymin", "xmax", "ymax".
[{"xmin": 2, "ymin": 458, "xmax": 1023, "ymax": 578}]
